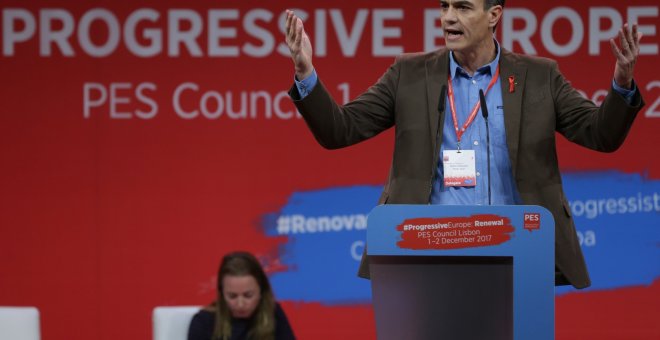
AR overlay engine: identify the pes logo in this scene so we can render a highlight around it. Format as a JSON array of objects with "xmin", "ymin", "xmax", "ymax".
[{"xmin": 523, "ymin": 213, "xmax": 540, "ymax": 232}]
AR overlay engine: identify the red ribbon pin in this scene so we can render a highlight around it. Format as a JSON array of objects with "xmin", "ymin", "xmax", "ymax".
[{"xmin": 508, "ymin": 76, "xmax": 515, "ymax": 93}]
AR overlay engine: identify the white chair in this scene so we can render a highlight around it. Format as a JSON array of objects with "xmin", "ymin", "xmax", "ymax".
[
  {"xmin": 0, "ymin": 307, "xmax": 41, "ymax": 340},
  {"xmin": 153, "ymin": 306, "xmax": 201, "ymax": 340}
]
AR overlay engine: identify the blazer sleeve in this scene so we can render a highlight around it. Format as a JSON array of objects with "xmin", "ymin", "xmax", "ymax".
[
  {"xmin": 551, "ymin": 61, "xmax": 644, "ymax": 152},
  {"xmin": 288, "ymin": 59, "xmax": 401, "ymax": 150}
]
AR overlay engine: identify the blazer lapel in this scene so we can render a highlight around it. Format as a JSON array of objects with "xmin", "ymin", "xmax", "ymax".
[
  {"xmin": 499, "ymin": 49, "xmax": 526, "ymax": 180},
  {"xmin": 426, "ymin": 49, "xmax": 450, "ymax": 153}
]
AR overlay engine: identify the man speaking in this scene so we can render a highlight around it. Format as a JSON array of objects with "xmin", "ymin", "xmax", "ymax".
[{"xmin": 284, "ymin": 0, "xmax": 644, "ymax": 289}]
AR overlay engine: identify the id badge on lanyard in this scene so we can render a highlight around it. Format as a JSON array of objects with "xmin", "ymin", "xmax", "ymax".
[
  {"xmin": 442, "ymin": 65, "xmax": 499, "ymax": 188},
  {"xmin": 443, "ymin": 150, "xmax": 476, "ymax": 187}
]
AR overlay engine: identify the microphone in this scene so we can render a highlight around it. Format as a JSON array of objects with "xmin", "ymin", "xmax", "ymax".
[
  {"xmin": 479, "ymin": 89, "xmax": 491, "ymax": 206},
  {"xmin": 429, "ymin": 85, "xmax": 447, "ymax": 202},
  {"xmin": 479, "ymin": 89, "xmax": 489, "ymax": 119},
  {"xmin": 436, "ymin": 85, "xmax": 447, "ymax": 142},
  {"xmin": 438, "ymin": 85, "xmax": 447, "ymax": 113}
]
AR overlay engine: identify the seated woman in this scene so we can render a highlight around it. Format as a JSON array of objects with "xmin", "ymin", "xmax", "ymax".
[{"xmin": 188, "ymin": 251, "xmax": 296, "ymax": 340}]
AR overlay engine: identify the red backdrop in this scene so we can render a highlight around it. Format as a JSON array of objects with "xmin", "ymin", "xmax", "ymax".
[{"xmin": 1, "ymin": 1, "xmax": 659, "ymax": 339}]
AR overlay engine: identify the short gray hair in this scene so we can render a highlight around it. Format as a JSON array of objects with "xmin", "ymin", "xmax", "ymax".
[{"xmin": 484, "ymin": 0, "xmax": 505, "ymax": 9}]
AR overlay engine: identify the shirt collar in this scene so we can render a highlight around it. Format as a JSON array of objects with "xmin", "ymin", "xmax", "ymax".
[{"xmin": 449, "ymin": 39, "xmax": 501, "ymax": 79}]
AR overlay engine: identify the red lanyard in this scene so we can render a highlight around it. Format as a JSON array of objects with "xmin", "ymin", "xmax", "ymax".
[{"xmin": 447, "ymin": 65, "xmax": 500, "ymax": 149}]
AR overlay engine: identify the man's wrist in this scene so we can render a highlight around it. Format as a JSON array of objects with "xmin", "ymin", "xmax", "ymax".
[
  {"xmin": 294, "ymin": 69, "xmax": 318, "ymax": 99},
  {"xmin": 295, "ymin": 67, "xmax": 314, "ymax": 81},
  {"xmin": 611, "ymin": 79, "xmax": 637, "ymax": 105},
  {"xmin": 614, "ymin": 77, "xmax": 633, "ymax": 90}
]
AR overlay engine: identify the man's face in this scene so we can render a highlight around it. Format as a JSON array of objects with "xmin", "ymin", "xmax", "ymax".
[{"xmin": 440, "ymin": 0, "xmax": 499, "ymax": 53}]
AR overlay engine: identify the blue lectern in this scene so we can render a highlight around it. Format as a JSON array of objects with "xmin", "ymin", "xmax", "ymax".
[{"xmin": 367, "ymin": 204, "xmax": 554, "ymax": 340}]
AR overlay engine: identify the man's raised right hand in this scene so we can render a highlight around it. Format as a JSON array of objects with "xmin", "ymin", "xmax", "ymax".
[{"xmin": 285, "ymin": 10, "xmax": 314, "ymax": 80}]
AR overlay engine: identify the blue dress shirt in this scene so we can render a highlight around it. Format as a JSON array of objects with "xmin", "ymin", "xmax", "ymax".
[{"xmin": 430, "ymin": 43, "xmax": 519, "ymax": 205}]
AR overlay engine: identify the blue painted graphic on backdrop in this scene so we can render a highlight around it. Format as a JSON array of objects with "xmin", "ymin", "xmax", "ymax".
[
  {"xmin": 262, "ymin": 186, "xmax": 382, "ymax": 304},
  {"xmin": 556, "ymin": 171, "xmax": 660, "ymax": 295},
  {"xmin": 262, "ymin": 172, "xmax": 659, "ymax": 303}
]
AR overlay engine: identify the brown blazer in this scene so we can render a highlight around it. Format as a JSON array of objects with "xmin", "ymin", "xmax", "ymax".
[{"xmin": 290, "ymin": 48, "xmax": 643, "ymax": 289}]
